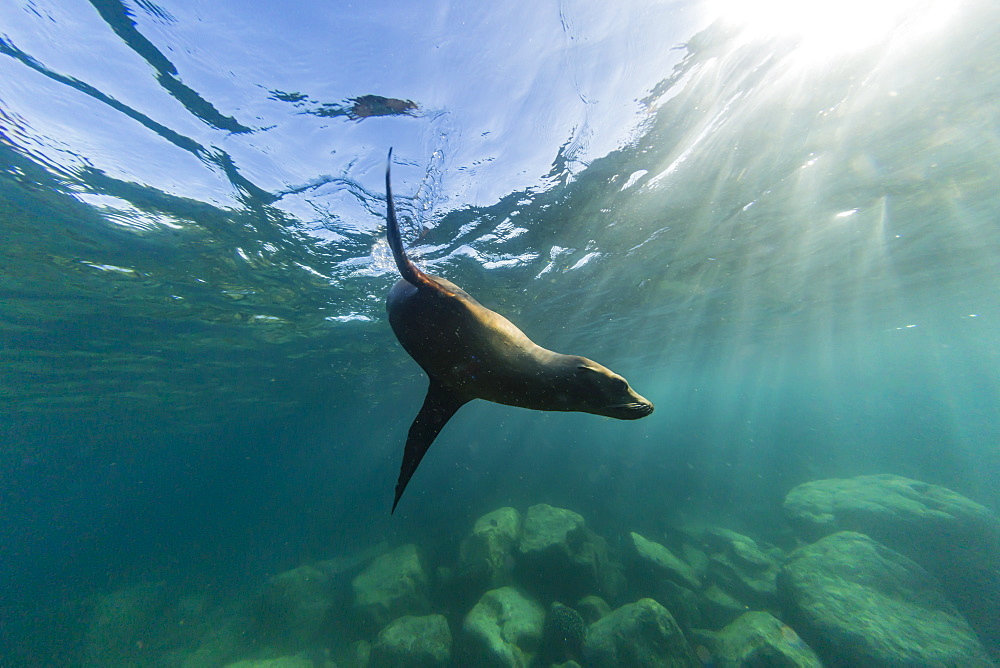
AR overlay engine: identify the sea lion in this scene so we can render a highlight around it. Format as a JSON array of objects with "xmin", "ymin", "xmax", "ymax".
[{"xmin": 384, "ymin": 149, "xmax": 653, "ymax": 513}]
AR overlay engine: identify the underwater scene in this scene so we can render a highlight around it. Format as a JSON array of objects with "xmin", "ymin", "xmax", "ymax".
[{"xmin": 2, "ymin": 0, "xmax": 999, "ymax": 666}]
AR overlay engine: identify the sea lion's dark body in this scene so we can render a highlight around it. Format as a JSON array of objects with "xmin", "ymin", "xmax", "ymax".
[
  {"xmin": 388, "ymin": 277, "xmax": 619, "ymax": 411},
  {"xmin": 384, "ymin": 150, "xmax": 653, "ymax": 513}
]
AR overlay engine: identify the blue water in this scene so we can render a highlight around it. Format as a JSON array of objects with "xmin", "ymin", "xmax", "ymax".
[{"xmin": 2, "ymin": 0, "xmax": 999, "ymax": 665}]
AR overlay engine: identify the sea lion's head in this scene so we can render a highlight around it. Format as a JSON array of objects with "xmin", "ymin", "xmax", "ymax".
[{"xmin": 561, "ymin": 356, "xmax": 654, "ymax": 420}]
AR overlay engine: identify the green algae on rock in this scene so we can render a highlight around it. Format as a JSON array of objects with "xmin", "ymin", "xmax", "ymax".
[
  {"xmin": 626, "ymin": 531, "xmax": 701, "ymax": 591},
  {"xmin": 370, "ymin": 614, "xmax": 451, "ymax": 668},
  {"xmin": 351, "ymin": 544, "xmax": 430, "ymax": 630},
  {"xmin": 516, "ymin": 503, "xmax": 621, "ymax": 601},
  {"xmin": 462, "ymin": 586, "xmax": 545, "ymax": 668},
  {"xmin": 223, "ymin": 655, "xmax": 317, "ymax": 668},
  {"xmin": 254, "ymin": 564, "xmax": 337, "ymax": 649},
  {"xmin": 584, "ymin": 598, "xmax": 698, "ymax": 667},
  {"xmin": 784, "ymin": 474, "xmax": 1000, "ymax": 654},
  {"xmin": 654, "ymin": 580, "xmax": 702, "ymax": 631},
  {"xmin": 783, "ymin": 475, "xmax": 1000, "ymax": 556},
  {"xmin": 576, "ymin": 595, "xmax": 612, "ymax": 625},
  {"xmin": 458, "ymin": 507, "xmax": 522, "ymax": 593},
  {"xmin": 779, "ymin": 531, "xmax": 993, "ymax": 666},
  {"xmin": 690, "ymin": 611, "xmax": 822, "ymax": 668},
  {"xmin": 705, "ymin": 537, "xmax": 782, "ymax": 608}
]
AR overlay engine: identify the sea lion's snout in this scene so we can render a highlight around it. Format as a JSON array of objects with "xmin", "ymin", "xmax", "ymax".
[
  {"xmin": 603, "ymin": 396, "xmax": 654, "ymax": 420},
  {"xmin": 632, "ymin": 398, "xmax": 655, "ymax": 418},
  {"xmin": 571, "ymin": 360, "xmax": 654, "ymax": 420}
]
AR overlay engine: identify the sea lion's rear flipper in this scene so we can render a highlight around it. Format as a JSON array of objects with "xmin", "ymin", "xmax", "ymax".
[
  {"xmin": 385, "ymin": 148, "xmax": 436, "ymax": 292},
  {"xmin": 392, "ymin": 381, "xmax": 468, "ymax": 514}
]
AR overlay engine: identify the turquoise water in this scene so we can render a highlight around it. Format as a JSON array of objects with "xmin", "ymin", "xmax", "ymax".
[{"xmin": 2, "ymin": 0, "xmax": 999, "ymax": 665}]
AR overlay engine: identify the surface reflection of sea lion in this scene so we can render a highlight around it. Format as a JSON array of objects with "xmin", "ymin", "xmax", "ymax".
[{"xmin": 384, "ymin": 150, "xmax": 654, "ymax": 513}]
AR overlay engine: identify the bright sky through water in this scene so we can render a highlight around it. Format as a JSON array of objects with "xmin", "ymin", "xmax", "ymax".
[
  {"xmin": 1, "ymin": 0, "xmax": 962, "ymax": 247},
  {"xmin": 1, "ymin": 1, "xmax": 706, "ymax": 230}
]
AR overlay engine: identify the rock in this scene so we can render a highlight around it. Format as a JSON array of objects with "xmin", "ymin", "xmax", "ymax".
[
  {"xmin": 516, "ymin": 504, "xmax": 618, "ymax": 600},
  {"xmin": 462, "ymin": 586, "xmax": 545, "ymax": 667},
  {"xmin": 352, "ymin": 544, "xmax": 430, "ymax": 629},
  {"xmin": 182, "ymin": 616, "xmax": 254, "ymax": 668},
  {"xmin": 654, "ymin": 580, "xmax": 701, "ymax": 630},
  {"xmin": 681, "ymin": 543, "xmax": 710, "ymax": 580},
  {"xmin": 784, "ymin": 474, "xmax": 1000, "ymax": 651},
  {"xmin": 626, "ymin": 532, "xmax": 701, "ymax": 591},
  {"xmin": 313, "ymin": 541, "xmax": 390, "ymax": 579},
  {"xmin": 351, "ymin": 640, "xmax": 371, "ymax": 666},
  {"xmin": 254, "ymin": 564, "xmax": 336, "ymax": 648},
  {"xmin": 690, "ymin": 611, "xmax": 822, "ymax": 667},
  {"xmin": 538, "ymin": 602, "xmax": 587, "ymax": 666},
  {"xmin": 701, "ymin": 527, "xmax": 785, "ymax": 564},
  {"xmin": 703, "ymin": 529, "xmax": 782, "ymax": 607},
  {"xmin": 88, "ymin": 582, "xmax": 230, "ymax": 665},
  {"xmin": 223, "ymin": 657, "xmax": 316, "ymax": 668},
  {"xmin": 779, "ymin": 531, "xmax": 993, "ymax": 666},
  {"xmin": 698, "ymin": 585, "xmax": 748, "ymax": 629},
  {"xmin": 576, "ymin": 595, "xmax": 611, "ymax": 625},
  {"xmin": 783, "ymin": 475, "xmax": 1000, "ymax": 549},
  {"xmin": 84, "ymin": 582, "xmax": 171, "ymax": 664},
  {"xmin": 583, "ymin": 598, "xmax": 698, "ymax": 667},
  {"xmin": 458, "ymin": 507, "xmax": 521, "ymax": 592},
  {"xmin": 370, "ymin": 614, "xmax": 451, "ymax": 668},
  {"xmin": 707, "ymin": 554, "xmax": 778, "ymax": 608}
]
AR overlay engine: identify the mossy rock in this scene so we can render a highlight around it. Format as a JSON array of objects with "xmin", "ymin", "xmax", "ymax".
[
  {"xmin": 458, "ymin": 507, "xmax": 522, "ymax": 592},
  {"xmin": 462, "ymin": 586, "xmax": 545, "ymax": 667},
  {"xmin": 583, "ymin": 598, "xmax": 697, "ymax": 667},
  {"xmin": 690, "ymin": 611, "xmax": 822, "ymax": 667},
  {"xmin": 779, "ymin": 531, "xmax": 992, "ymax": 666},
  {"xmin": 352, "ymin": 544, "xmax": 430, "ymax": 629},
  {"xmin": 370, "ymin": 614, "xmax": 451, "ymax": 668},
  {"xmin": 626, "ymin": 531, "xmax": 701, "ymax": 591}
]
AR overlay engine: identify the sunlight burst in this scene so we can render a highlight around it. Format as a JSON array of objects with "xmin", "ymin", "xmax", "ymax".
[{"xmin": 711, "ymin": 0, "xmax": 958, "ymax": 57}]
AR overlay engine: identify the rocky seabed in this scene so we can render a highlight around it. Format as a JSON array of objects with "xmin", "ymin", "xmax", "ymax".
[{"xmin": 82, "ymin": 474, "xmax": 1000, "ymax": 667}]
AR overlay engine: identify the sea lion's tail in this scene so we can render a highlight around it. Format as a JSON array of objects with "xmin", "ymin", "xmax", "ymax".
[{"xmin": 386, "ymin": 149, "xmax": 432, "ymax": 288}]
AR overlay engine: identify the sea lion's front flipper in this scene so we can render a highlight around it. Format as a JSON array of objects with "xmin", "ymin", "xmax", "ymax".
[{"xmin": 392, "ymin": 381, "xmax": 468, "ymax": 514}]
